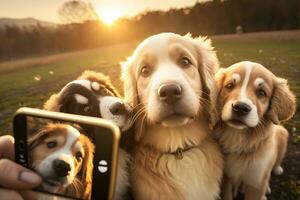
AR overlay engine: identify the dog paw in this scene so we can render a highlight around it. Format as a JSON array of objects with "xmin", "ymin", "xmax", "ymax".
[{"xmin": 273, "ymin": 166, "xmax": 283, "ymax": 175}]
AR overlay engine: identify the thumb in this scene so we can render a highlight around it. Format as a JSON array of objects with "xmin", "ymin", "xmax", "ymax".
[{"xmin": 0, "ymin": 159, "xmax": 42, "ymax": 190}]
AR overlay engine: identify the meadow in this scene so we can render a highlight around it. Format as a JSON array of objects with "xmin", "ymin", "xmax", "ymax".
[{"xmin": 0, "ymin": 30, "xmax": 299, "ymax": 199}]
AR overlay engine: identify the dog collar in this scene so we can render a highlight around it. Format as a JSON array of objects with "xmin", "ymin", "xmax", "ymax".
[{"xmin": 168, "ymin": 146, "xmax": 197, "ymax": 160}]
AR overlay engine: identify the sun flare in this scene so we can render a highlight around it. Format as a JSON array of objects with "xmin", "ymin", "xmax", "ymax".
[{"xmin": 98, "ymin": 8, "xmax": 122, "ymax": 25}]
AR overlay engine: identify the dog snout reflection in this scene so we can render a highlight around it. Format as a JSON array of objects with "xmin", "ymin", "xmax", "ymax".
[{"xmin": 53, "ymin": 159, "xmax": 71, "ymax": 177}]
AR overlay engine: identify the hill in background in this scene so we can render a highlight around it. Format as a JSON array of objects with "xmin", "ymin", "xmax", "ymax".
[{"xmin": 0, "ymin": 17, "xmax": 58, "ymax": 29}]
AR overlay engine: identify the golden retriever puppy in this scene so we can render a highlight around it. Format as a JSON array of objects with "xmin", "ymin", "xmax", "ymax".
[
  {"xmin": 214, "ymin": 61, "xmax": 296, "ymax": 200},
  {"xmin": 121, "ymin": 33, "xmax": 223, "ymax": 200},
  {"xmin": 28, "ymin": 123, "xmax": 94, "ymax": 200}
]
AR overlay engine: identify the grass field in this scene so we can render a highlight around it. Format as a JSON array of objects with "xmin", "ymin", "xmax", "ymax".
[{"xmin": 0, "ymin": 30, "xmax": 299, "ymax": 199}]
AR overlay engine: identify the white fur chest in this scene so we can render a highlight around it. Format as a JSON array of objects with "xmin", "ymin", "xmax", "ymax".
[
  {"xmin": 157, "ymin": 147, "xmax": 221, "ymax": 200},
  {"xmin": 224, "ymin": 131, "xmax": 276, "ymax": 188}
]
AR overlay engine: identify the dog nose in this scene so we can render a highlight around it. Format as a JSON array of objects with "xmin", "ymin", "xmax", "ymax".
[
  {"xmin": 158, "ymin": 83, "xmax": 182, "ymax": 104},
  {"xmin": 109, "ymin": 102, "xmax": 126, "ymax": 115},
  {"xmin": 232, "ymin": 102, "xmax": 252, "ymax": 116},
  {"xmin": 53, "ymin": 159, "xmax": 71, "ymax": 177}
]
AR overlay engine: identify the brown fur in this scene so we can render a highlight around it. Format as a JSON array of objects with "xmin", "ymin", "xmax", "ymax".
[
  {"xmin": 121, "ymin": 33, "xmax": 223, "ymax": 200},
  {"xmin": 64, "ymin": 133, "xmax": 95, "ymax": 199},
  {"xmin": 214, "ymin": 62, "xmax": 296, "ymax": 200}
]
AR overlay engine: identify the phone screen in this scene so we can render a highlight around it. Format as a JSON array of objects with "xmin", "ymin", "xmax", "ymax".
[{"xmin": 13, "ymin": 111, "xmax": 118, "ymax": 200}]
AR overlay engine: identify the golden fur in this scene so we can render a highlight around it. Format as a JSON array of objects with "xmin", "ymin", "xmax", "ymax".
[
  {"xmin": 121, "ymin": 33, "xmax": 223, "ymax": 200},
  {"xmin": 214, "ymin": 61, "xmax": 296, "ymax": 200}
]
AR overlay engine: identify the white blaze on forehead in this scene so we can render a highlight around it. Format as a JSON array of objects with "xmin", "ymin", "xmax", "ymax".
[
  {"xmin": 240, "ymin": 62, "xmax": 254, "ymax": 100},
  {"xmin": 254, "ymin": 78, "xmax": 265, "ymax": 87},
  {"xmin": 65, "ymin": 126, "xmax": 81, "ymax": 148},
  {"xmin": 74, "ymin": 94, "xmax": 88, "ymax": 104},
  {"xmin": 237, "ymin": 61, "xmax": 259, "ymax": 127},
  {"xmin": 91, "ymin": 82, "xmax": 100, "ymax": 91},
  {"xmin": 232, "ymin": 73, "xmax": 241, "ymax": 83}
]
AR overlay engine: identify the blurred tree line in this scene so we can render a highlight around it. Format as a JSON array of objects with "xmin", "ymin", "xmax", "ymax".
[{"xmin": 0, "ymin": 0, "xmax": 299, "ymax": 61}]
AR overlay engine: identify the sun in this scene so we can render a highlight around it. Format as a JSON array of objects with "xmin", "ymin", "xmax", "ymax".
[{"xmin": 98, "ymin": 8, "xmax": 123, "ymax": 25}]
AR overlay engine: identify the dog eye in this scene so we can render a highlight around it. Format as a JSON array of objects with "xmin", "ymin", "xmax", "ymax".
[
  {"xmin": 76, "ymin": 152, "xmax": 83, "ymax": 161},
  {"xmin": 140, "ymin": 66, "xmax": 151, "ymax": 77},
  {"xmin": 225, "ymin": 83, "xmax": 235, "ymax": 90},
  {"xmin": 257, "ymin": 89, "xmax": 266, "ymax": 97},
  {"xmin": 179, "ymin": 57, "xmax": 191, "ymax": 67},
  {"xmin": 46, "ymin": 141, "xmax": 57, "ymax": 149}
]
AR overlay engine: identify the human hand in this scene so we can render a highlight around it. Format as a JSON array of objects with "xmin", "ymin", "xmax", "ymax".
[{"xmin": 0, "ymin": 135, "xmax": 42, "ymax": 200}]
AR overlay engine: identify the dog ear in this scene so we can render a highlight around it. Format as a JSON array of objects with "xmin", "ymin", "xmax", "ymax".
[
  {"xmin": 214, "ymin": 68, "xmax": 226, "ymax": 93},
  {"xmin": 120, "ymin": 58, "xmax": 139, "ymax": 107},
  {"xmin": 27, "ymin": 122, "xmax": 52, "ymax": 151},
  {"xmin": 78, "ymin": 134, "xmax": 95, "ymax": 199},
  {"xmin": 189, "ymin": 34, "xmax": 219, "ymax": 128},
  {"xmin": 214, "ymin": 68, "xmax": 226, "ymax": 124},
  {"xmin": 268, "ymin": 77, "xmax": 296, "ymax": 124}
]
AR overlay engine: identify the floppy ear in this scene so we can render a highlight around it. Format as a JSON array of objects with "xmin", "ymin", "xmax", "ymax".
[
  {"xmin": 189, "ymin": 34, "xmax": 219, "ymax": 128},
  {"xmin": 268, "ymin": 78, "xmax": 296, "ymax": 124},
  {"xmin": 121, "ymin": 57, "xmax": 144, "ymax": 141},
  {"xmin": 27, "ymin": 122, "xmax": 52, "ymax": 151},
  {"xmin": 120, "ymin": 58, "xmax": 139, "ymax": 107},
  {"xmin": 78, "ymin": 134, "xmax": 95, "ymax": 199},
  {"xmin": 214, "ymin": 68, "xmax": 226, "ymax": 123},
  {"xmin": 214, "ymin": 68, "xmax": 226, "ymax": 95}
]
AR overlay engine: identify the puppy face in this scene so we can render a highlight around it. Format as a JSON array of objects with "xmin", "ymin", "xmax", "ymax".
[
  {"xmin": 216, "ymin": 61, "xmax": 296, "ymax": 129},
  {"xmin": 122, "ymin": 33, "xmax": 218, "ymax": 128},
  {"xmin": 28, "ymin": 124, "xmax": 93, "ymax": 193},
  {"xmin": 44, "ymin": 71, "xmax": 133, "ymax": 131}
]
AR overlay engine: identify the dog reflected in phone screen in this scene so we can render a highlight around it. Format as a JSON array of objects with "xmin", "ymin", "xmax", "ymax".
[{"xmin": 26, "ymin": 117, "xmax": 95, "ymax": 200}]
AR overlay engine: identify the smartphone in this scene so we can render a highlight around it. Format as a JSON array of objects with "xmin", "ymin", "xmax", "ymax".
[{"xmin": 13, "ymin": 107, "xmax": 120, "ymax": 200}]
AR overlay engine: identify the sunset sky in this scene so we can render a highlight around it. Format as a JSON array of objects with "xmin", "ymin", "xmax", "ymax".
[{"xmin": 0, "ymin": 0, "xmax": 203, "ymax": 23}]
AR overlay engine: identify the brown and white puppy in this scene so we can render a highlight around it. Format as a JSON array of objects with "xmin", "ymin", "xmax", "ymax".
[
  {"xmin": 214, "ymin": 61, "xmax": 296, "ymax": 200},
  {"xmin": 121, "ymin": 33, "xmax": 223, "ymax": 200},
  {"xmin": 44, "ymin": 71, "xmax": 132, "ymax": 200},
  {"xmin": 28, "ymin": 123, "xmax": 94, "ymax": 200}
]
